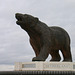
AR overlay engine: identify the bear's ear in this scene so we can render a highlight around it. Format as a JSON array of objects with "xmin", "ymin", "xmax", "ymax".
[{"xmin": 35, "ymin": 17, "xmax": 39, "ymax": 22}]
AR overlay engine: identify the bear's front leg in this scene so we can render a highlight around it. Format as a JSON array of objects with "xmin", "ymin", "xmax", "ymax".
[{"xmin": 32, "ymin": 45, "xmax": 49, "ymax": 61}]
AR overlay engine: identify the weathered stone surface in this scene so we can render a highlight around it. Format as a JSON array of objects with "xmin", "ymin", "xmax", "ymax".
[{"xmin": 15, "ymin": 13, "xmax": 72, "ymax": 62}]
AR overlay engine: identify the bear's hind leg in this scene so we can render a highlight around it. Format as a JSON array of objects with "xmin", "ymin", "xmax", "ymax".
[
  {"xmin": 61, "ymin": 46, "xmax": 72, "ymax": 62},
  {"xmin": 50, "ymin": 50, "xmax": 61, "ymax": 61}
]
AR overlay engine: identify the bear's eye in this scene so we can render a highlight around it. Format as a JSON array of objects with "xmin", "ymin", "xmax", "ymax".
[{"xmin": 18, "ymin": 17, "xmax": 22, "ymax": 21}]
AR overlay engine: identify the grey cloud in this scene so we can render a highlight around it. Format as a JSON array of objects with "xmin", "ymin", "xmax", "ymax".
[{"xmin": 0, "ymin": 0, "xmax": 75, "ymax": 67}]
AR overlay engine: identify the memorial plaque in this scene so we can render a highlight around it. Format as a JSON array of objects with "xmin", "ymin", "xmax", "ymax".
[
  {"xmin": 43, "ymin": 62, "xmax": 72, "ymax": 71},
  {"xmin": 22, "ymin": 64, "xmax": 36, "ymax": 68}
]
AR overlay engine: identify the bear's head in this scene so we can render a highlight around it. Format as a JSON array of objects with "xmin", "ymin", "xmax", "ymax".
[{"xmin": 15, "ymin": 13, "xmax": 39, "ymax": 29}]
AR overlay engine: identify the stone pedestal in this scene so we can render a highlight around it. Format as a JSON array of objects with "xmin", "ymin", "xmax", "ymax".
[{"xmin": 15, "ymin": 62, "xmax": 75, "ymax": 71}]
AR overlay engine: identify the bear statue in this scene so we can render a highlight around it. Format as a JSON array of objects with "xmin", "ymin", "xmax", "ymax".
[{"xmin": 15, "ymin": 13, "xmax": 72, "ymax": 62}]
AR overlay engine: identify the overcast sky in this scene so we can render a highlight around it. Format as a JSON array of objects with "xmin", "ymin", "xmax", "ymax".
[{"xmin": 0, "ymin": 0, "xmax": 75, "ymax": 70}]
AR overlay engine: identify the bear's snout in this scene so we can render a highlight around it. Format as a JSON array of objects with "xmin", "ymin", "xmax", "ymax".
[
  {"xmin": 15, "ymin": 13, "xmax": 23, "ymax": 20},
  {"xmin": 15, "ymin": 13, "xmax": 24, "ymax": 25}
]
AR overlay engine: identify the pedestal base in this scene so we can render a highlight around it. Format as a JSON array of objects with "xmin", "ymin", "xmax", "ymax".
[{"xmin": 15, "ymin": 62, "xmax": 75, "ymax": 71}]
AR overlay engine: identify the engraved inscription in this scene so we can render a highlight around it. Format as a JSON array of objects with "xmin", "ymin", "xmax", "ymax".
[
  {"xmin": 22, "ymin": 64, "xmax": 36, "ymax": 68},
  {"xmin": 44, "ymin": 64, "xmax": 71, "ymax": 69}
]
